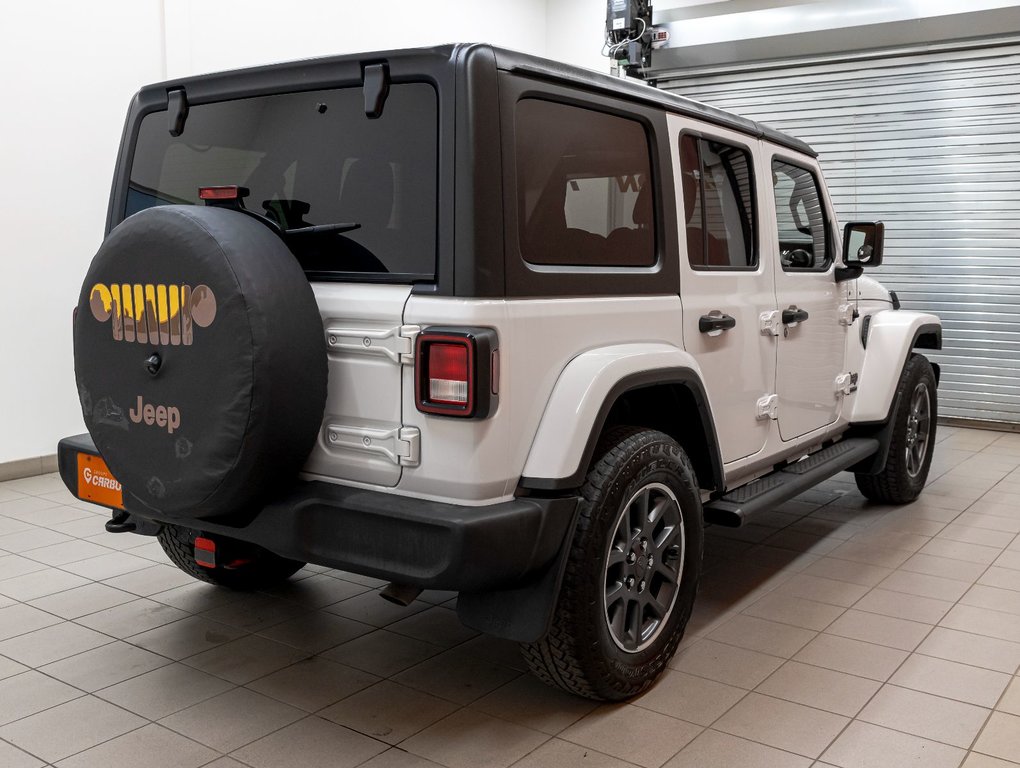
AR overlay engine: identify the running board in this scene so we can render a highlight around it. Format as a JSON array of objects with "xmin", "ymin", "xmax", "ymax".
[{"xmin": 704, "ymin": 438, "xmax": 880, "ymax": 527}]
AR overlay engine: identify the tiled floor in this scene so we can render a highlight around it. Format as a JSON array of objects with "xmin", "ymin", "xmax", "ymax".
[{"xmin": 1, "ymin": 425, "xmax": 1019, "ymax": 767}]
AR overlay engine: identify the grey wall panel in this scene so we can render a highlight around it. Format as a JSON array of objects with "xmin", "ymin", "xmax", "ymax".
[{"xmin": 658, "ymin": 40, "xmax": 1020, "ymax": 425}]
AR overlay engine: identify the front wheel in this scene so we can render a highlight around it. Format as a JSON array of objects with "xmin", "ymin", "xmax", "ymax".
[
  {"xmin": 855, "ymin": 353, "xmax": 938, "ymax": 504},
  {"xmin": 521, "ymin": 427, "xmax": 703, "ymax": 701},
  {"xmin": 157, "ymin": 524, "xmax": 306, "ymax": 590}
]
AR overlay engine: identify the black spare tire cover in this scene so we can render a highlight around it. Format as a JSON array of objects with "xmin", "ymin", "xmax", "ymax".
[{"xmin": 74, "ymin": 206, "xmax": 327, "ymax": 519}]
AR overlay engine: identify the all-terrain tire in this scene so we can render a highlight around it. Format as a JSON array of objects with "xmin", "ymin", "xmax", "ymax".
[
  {"xmin": 855, "ymin": 354, "xmax": 938, "ymax": 504},
  {"xmin": 157, "ymin": 524, "xmax": 305, "ymax": 590},
  {"xmin": 521, "ymin": 427, "xmax": 703, "ymax": 701}
]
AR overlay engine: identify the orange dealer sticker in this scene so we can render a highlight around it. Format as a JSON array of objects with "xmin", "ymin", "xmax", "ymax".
[{"xmin": 77, "ymin": 453, "xmax": 124, "ymax": 509}]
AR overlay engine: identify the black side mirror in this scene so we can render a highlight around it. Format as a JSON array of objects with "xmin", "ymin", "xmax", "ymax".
[{"xmin": 843, "ymin": 221, "xmax": 885, "ymax": 267}]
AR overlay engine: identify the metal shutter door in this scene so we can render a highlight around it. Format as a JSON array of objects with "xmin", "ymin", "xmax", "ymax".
[{"xmin": 656, "ymin": 40, "xmax": 1020, "ymax": 426}]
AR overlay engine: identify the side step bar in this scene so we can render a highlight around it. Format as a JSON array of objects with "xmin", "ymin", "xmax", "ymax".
[{"xmin": 704, "ymin": 437, "xmax": 880, "ymax": 527}]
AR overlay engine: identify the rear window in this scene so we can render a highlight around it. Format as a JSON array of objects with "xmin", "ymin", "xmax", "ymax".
[
  {"xmin": 127, "ymin": 83, "xmax": 438, "ymax": 281},
  {"xmin": 515, "ymin": 99, "xmax": 655, "ymax": 268}
]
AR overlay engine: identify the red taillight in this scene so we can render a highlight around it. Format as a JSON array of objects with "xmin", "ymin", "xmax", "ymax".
[
  {"xmin": 417, "ymin": 334, "xmax": 474, "ymax": 415},
  {"xmin": 198, "ymin": 185, "xmax": 242, "ymax": 200}
]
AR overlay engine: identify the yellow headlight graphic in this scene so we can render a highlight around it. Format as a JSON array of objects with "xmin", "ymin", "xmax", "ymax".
[{"xmin": 89, "ymin": 283, "xmax": 216, "ymax": 345}]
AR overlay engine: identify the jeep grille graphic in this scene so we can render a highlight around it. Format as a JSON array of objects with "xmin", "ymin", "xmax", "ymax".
[{"xmin": 88, "ymin": 283, "xmax": 217, "ymax": 345}]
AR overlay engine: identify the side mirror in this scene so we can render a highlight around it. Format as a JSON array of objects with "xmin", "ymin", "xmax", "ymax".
[{"xmin": 843, "ymin": 221, "xmax": 885, "ymax": 267}]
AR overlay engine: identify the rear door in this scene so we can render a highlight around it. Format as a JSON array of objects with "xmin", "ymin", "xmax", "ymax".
[
  {"xmin": 669, "ymin": 116, "xmax": 778, "ymax": 464},
  {"xmin": 766, "ymin": 149, "xmax": 848, "ymax": 440}
]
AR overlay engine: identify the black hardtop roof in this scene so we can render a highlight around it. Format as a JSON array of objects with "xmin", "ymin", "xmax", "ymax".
[{"xmin": 134, "ymin": 42, "xmax": 816, "ymax": 158}]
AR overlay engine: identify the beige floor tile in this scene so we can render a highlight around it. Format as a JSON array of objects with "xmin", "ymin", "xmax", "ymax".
[
  {"xmin": 0, "ymin": 670, "xmax": 82, "ymax": 725},
  {"xmin": 902, "ymin": 553, "xmax": 988, "ymax": 582},
  {"xmin": 96, "ymin": 662, "xmax": 234, "ymax": 719},
  {"xmin": 0, "ymin": 567, "xmax": 90, "ymax": 601},
  {"xmin": 669, "ymin": 638, "xmax": 785, "ymax": 689},
  {"xmin": 324, "ymin": 629, "xmax": 444, "ymax": 677},
  {"xmin": 159, "ymin": 687, "xmax": 304, "ymax": 753},
  {"xmin": 0, "ymin": 495, "xmax": 66, "ymax": 520},
  {"xmin": 0, "ymin": 695, "xmax": 146, "ymax": 763},
  {"xmin": 560, "ymin": 704, "xmax": 701, "ymax": 768},
  {"xmin": 320, "ymin": 680, "xmax": 459, "ymax": 744},
  {"xmin": 980, "ymin": 567, "xmax": 1020, "ymax": 593},
  {"xmin": 756, "ymin": 660, "xmax": 880, "ymax": 717},
  {"xmin": 262, "ymin": 572, "xmax": 371, "ymax": 608},
  {"xmin": 775, "ymin": 573, "xmax": 870, "ymax": 607},
  {"xmin": 404, "ymin": 709, "xmax": 549, "ymax": 768},
  {"xmin": 255, "ymin": 610, "xmax": 373, "ymax": 654},
  {"xmin": 0, "ymin": 554, "xmax": 47, "ymax": 581},
  {"xmin": 457, "ymin": 634, "xmax": 529, "ymax": 672},
  {"xmin": 359, "ymin": 750, "xmax": 446, "ymax": 768},
  {"xmin": 877, "ymin": 569, "xmax": 971, "ymax": 602},
  {"xmin": 802, "ymin": 557, "xmax": 893, "ymax": 587},
  {"xmin": 826, "ymin": 609, "xmax": 932, "ymax": 651},
  {"xmin": 890, "ymin": 654, "xmax": 1011, "ymax": 708},
  {"xmin": 821, "ymin": 720, "xmax": 966, "ymax": 768},
  {"xmin": 742, "ymin": 592, "xmax": 845, "ymax": 632},
  {"xmin": 27, "ymin": 582, "xmax": 135, "ymax": 620},
  {"xmin": 247, "ymin": 656, "xmax": 378, "ymax": 712},
  {"xmin": 920, "ymin": 539, "xmax": 1004, "ymax": 566},
  {"xmin": 0, "ymin": 654, "xmax": 27, "ymax": 681},
  {"xmin": 939, "ymin": 525, "xmax": 1014, "ymax": 548},
  {"xmin": 61, "ymin": 551, "xmax": 155, "ymax": 581},
  {"xmin": 102, "ymin": 564, "xmax": 196, "ymax": 596},
  {"xmin": 0, "ymin": 739, "xmax": 43, "ymax": 768},
  {"xmin": 148, "ymin": 581, "xmax": 241, "ymax": 613},
  {"xmin": 941, "ymin": 604, "xmax": 1020, "ymax": 644},
  {"xmin": 386, "ymin": 606, "xmax": 480, "ymax": 648},
  {"xmin": 793, "ymin": 633, "xmax": 908, "ymax": 681},
  {"xmin": 859, "ymin": 684, "xmax": 990, "ymax": 748},
  {"xmin": 0, "ymin": 602, "xmax": 63, "ymax": 640},
  {"xmin": 852, "ymin": 587, "xmax": 954, "ymax": 624},
  {"xmin": 954, "ymin": 513, "xmax": 1020, "ymax": 534},
  {"xmin": 829, "ymin": 541, "xmax": 913, "ymax": 569},
  {"xmin": 707, "ymin": 614, "xmax": 817, "ymax": 658},
  {"xmin": 54, "ymin": 723, "xmax": 217, "ymax": 768},
  {"xmin": 183, "ymin": 633, "xmax": 309, "ymax": 685},
  {"xmin": 40, "ymin": 640, "xmax": 170, "ymax": 691},
  {"xmin": 974, "ymin": 712, "xmax": 1020, "ymax": 763},
  {"xmin": 231, "ymin": 715, "xmax": 387, "ymax": 768},
  {"xmin": 474, "ymin": 674, "xmax": 598, "ymax": 735},
  {"xmin": 997, "ymin": 551, "xmax": 1020, "ymax": 571},
  {"xmin": 712, "ymin": 692, "xmax": 847, "ymax": 758},
  {"xmin": 126, "ymin": 615, "xmax": 245, "ymax": 659},
  {"xmin": 999, "ymin": 677, "xmax": 1020, "ymax": 716},
  {"xmin": 632, "ymin": 669, "xmax": 744, "ymax": 727},
  {"xmin": 510, "ymin": 737, "xmax": 637, "ymax": 768},
  {"xmin": 918, "ymin": 627, "xmax": 1020, "ymax": 674},
  {"xmin": 0, "ymin": 527, "xmax": 74, "ymax": 555},
  {"xmin": 0, "ymin": 621, "xmax": 112, "ymax": 667},
  {"xmin": 393, "ymin": 646, "xmax": 521, "ymax": 705},
  {"xmin": 664, "ymin": 728, "xmax": 812, "ymax": 768},
  {"xmin": 960, "ymin": 752, "xmax": 1020, "ymax": 768},
  {"xmin": 963, "ymin": 585, "xmax": 1020, "ymax": 617},
  {"xmin": 22, "ymin": 539, "xmax": 111, "ymax": 566},
  {"xmin": 76, "ymin": 597, "xmax": 190, "ymax": 637},
  {"xmin": 850, "ymin": 530, "xmax": 931, "ymax": 553},
  {"xmin": 199, "ymin": 594, "xmax": 308, "ymax": 633}
]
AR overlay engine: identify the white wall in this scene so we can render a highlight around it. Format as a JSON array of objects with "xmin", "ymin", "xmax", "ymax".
[
  {"xmin": 0, "ymin": 0, "xmax": 611, "ymax": 467},
  {"xmin": 0, "ymin": 1, "xmax": 165, "ymax": 465}
]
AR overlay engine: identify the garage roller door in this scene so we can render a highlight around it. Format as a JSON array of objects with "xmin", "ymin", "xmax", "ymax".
[{"xmin": 656, "ymin": 39, "xmax": 1020, "ymax": 426}]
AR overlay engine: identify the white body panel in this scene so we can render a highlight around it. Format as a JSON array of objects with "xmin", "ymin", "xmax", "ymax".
[{"xmin": 851, "ymin": 310, "xmax": 941, "ymax": 423}]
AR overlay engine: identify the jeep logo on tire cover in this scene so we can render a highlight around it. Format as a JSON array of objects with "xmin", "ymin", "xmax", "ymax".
[{"xmin": 88, "ymin": 283, "xmax": 216, "ymax": 345}]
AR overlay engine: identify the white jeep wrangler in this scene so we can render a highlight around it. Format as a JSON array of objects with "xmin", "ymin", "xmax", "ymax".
[{"xmin": 61, "ymin": 44, "xmax": 941, "ymax": 701}]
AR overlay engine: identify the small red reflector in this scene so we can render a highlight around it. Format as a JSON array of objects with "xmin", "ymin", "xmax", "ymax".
[
  {"xmin": 198, "ymin": 185, "xmax": 240, "ymax": 200},
  {"xmin": 195, "ymin": 537, "xmax": 216, "ymax": 568}
]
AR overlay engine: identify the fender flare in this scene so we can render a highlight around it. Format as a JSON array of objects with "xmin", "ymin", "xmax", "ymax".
[
  {"xmin": 852, "ymin": 311, "xmax": 941, "ymax": 424},
  {"xmin": 518, "ymin": 344, "xmax": 723, "ymax": 492}
]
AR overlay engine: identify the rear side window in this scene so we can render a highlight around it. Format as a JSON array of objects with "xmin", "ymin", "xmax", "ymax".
[
  {"xmin": 515, "ymin": 99, "xmax": 655, "ymax": 268},
  {"xmin": 127, "ymin": 83, "xmax": 438, "ymax": 281},
  {"xmin": 772, "ymin": 159, "xmax": 830, "ymax": 271},
  {"xmin": 679, "ymin": 134, "xmax": 756, "ymax": 269}
]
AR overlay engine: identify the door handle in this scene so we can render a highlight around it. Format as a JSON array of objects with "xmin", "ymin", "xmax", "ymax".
[
  {"xmin": 781, "ymin": 307, "xmax": 810, "ymax": 325},
  {"xmin": 699, "ymin": 313, "xmax": 737, "ymax": 334}
]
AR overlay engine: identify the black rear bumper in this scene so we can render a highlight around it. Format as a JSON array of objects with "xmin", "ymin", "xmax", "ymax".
[{"xmin": 58, "ymin": 434, "xmax": 578, "ymax": 592}]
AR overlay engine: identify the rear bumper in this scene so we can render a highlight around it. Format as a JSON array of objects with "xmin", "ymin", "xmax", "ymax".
[{"xmin": 58, "ymin": 434, "xmax": 578, "ymax": 592}]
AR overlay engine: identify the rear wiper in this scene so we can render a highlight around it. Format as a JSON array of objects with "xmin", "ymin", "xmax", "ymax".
[{"xmin": 284, "ymin": 222, "xmax": 361, "ymax": 236}]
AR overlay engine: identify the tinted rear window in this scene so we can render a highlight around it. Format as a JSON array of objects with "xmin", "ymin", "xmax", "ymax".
[{"xmin": 128, "ymin": 83, "xmax": 438, "ymax": 281}]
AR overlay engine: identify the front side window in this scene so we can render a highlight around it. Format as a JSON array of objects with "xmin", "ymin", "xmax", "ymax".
[
  {"xmin": 127, "ymin": 83, "xmax": 438, "ymax": 280},
  {"xmin": 772, "ymin": 159, "xmax": 830, "ymax": 271},
  {"xmin": 515, "ymin": 99, "xmax": 655, "ymax": 268},
  {"xmin": 679, "ymin": 134, "xmax": 756, "ymax": 269}
]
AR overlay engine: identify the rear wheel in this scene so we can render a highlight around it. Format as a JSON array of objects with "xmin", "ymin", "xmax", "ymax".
[
  {"xmin": 157, "ymin": 524, "xmax": 305, "ymax": 590},
  {"xmin": 855, "ymin": 353, "xmax": 937, "ymax": 504},
  {"xmin": 521, "ymin": 427, "xmax": 703, "ymax": 701}
]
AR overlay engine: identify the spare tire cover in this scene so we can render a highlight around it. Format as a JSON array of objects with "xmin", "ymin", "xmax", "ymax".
[{"xmin": 74, "ymin": 205, "xmax": 327, "ymax": 519}]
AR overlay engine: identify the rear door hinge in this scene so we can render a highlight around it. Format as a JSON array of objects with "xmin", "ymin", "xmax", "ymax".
[
  {"xmin": 838, "ymin": 303, "xmax": 859, "ymax": 326},
  {"xmin": 326, "ymin": 324, "xmax": 420, "ymax": 364},
  {"xmin": 756, "ymin": 394, "xmax": 778, "ymax": 420},
  {"xmin": 834, "ymin": 372, "xmax": 858, "ymax": 396},
  {"xmin": 326, "ymin": 424, "xmax": 421, "ymax": 467},
  {"xmin": 759, "ymin": 310, "xmax": 781, "ymax": 337}
]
